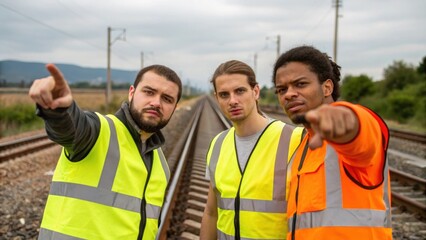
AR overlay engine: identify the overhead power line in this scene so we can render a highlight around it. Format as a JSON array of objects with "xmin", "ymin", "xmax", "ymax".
[
  {"xmin": 1, "ymin": 2, "xmax": 133, "ymax": 65},
  {"xmin": 301, "ymin": 7, "xmax": 333, "ymax": 41},
  {"xmin": 0, "ymin": 3, "xmax": 103, "ymax": 51}
]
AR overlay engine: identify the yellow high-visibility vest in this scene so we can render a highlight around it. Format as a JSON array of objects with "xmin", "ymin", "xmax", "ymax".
[
  {"xmin": 39, "ymin": 113, "xmax": 170, "ymax": 240},
  {"xmin": 207, "ymin": 120, "xmax": 303, "ymax": 239}
]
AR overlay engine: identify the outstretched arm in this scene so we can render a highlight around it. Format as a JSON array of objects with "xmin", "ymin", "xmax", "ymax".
[{"xmin": 28, "ymin": 63, "xmax": 100, "ymax": 162}]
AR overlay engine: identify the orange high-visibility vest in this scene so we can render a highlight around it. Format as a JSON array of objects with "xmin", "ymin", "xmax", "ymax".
[{"xmin": 286, "ymin": 102, "xmax": 392, "ymax": 240}]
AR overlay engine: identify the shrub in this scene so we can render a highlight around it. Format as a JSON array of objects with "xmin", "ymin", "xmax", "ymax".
[
  {"xmin": 0, "ymin": 103, "xmax": 43, "ymax": 137},
  {"xmin": 359, "ymin": 95, "xmax": 389, "ymax": 118},
  {"xmin": 386, "ymin": 92, "xmax": 416, "ymax": 123},
  {"xmin": 341, "ymin": 74, "xmax": 375, "ymax": 103}
]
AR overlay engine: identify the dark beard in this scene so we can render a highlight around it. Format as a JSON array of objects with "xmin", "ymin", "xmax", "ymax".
[
  {"xmin": 129, "ymin": 100, "xmax": 169, "ymax": 133},
  {"xmin": 292, "ymin": 114, "xmax": 309, "ymax": 125}
]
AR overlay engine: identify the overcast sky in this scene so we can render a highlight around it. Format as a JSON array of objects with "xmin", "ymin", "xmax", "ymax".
[{"xmin": 1, "ymin": 0, "xmax": 425, "ymax": 90}]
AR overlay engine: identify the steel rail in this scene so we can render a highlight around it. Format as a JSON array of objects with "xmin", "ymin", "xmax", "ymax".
[
  {"xmin": 390, "ymin": 167, "xmax": 426, "ymax": 219},
  {"xmin": 157, "ymin": 98, "xmax": 205, "ymax": 239},
  {"xmin": 0, "ymin": 134, "xmax": 56, "ymax": 163},
  {"xmin": 0, "ymin": 133, "xmax": 48, "ymax": 151}
]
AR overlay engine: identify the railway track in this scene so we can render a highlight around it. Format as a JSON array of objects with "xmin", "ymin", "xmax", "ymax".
[
  {"xmin": 1, "ymin": 96, "xmax": 425, "ymax": 239},
  {"xmin": 158, "ymin": 96, "xmax": 229, "ymax": 239},
  {"xmin": 390, "ymin": 167, "xmax": 426, "ymax": 238},
  {"xmin": 390, "ymin": 167, "xmax": 426, "ymax": 219},
  {"xmin": 390, "ymin": 129, "xmax": 426, "ymax": 144},
  {"xmin": 0, "ymin": 133, "xmax": 55, "ymax": 163}
]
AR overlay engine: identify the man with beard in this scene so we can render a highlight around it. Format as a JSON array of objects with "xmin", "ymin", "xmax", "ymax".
[{"xmin": 28, "ymin": 63, "xmax": 182, "ymax": 240}]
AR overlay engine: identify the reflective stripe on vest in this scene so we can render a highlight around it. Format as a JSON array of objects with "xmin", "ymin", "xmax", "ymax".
[
  {"xmin": 47, "ymin": 181, "xmax": 161, "ymax": 216},
  {"xmin": 38, "ymin": 229, "xmax": 84, "ymax": 240},
  {"xmin": 209, "ymin": 129, "xmax": 228, "ymax": 192},
  {"xmin": 218, "ymin": 198, "xmax": 286, "ymax": 213},
  {"xmin": 217, "ymin": 230, "xmax": 286, "ymax": 240},
  {"xmin": 38, "ymin": 115, "xmax": 169, "ymax": 239},
  {"xmin": 288, "ymin": 144, "xmax": 391, "ymax": 232}
]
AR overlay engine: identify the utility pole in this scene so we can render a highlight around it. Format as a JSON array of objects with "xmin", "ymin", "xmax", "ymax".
[
  {"xmin": 266, "ymin": 35, "xmax": 281, "ymax": 60},
  {"xmin": 106, "ymin": 26, "xmax": 126, "ymax": 106},
  {"xmin": 276, "ymin": 35, "xmax": 281, "ymax": 60},
  {"xmin": 140, "ymin": 51, "xmax": 153, "ymax": 70},
  {"xmin": 333, "ymin": 0, "xmax": 342, "ymax": 63},
  {"xmin": 253, "ymin": 52, "xmax": 258, "ymax": 75},
  {"xmin": 141, "ymin": 51, "xmax": 144, "ymax": 69}
]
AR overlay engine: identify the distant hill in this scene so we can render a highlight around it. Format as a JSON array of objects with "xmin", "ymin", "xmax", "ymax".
[{"xmin": 0, "ymin": 60, "xmax": 138, "ymax": 86}]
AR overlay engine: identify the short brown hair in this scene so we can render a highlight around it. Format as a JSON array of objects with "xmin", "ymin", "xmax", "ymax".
[{"xmin": 134, "ymin": 64, "xmax": 182, "ymax": 101}]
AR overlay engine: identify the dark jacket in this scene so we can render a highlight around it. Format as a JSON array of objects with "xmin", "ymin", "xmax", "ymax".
[{"xmin": 36, "ymin": 101, "xmax": 165, "ymax": 171}]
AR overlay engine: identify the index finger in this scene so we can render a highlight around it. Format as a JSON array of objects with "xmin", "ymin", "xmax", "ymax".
[
  {"xmin": 305, "ymin": 109, "xmax": 319, "ymax": 125},
  {"xmin": 45, "ymin": 63, "xmax": 66, "ymax": 85}
]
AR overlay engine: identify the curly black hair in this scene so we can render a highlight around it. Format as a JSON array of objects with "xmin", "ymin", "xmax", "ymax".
[{"xmin": 272, "ymin": 45, "xmax": 341, "ymax": 101}]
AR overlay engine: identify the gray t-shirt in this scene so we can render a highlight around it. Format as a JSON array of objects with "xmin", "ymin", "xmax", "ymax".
[
  {"xmin": 234, "ymin": 131, "xmax": 263, "ymax": 171},
  {"xmin": 205, "ymin": 119, "xmax": 272, "ymax": 180}
]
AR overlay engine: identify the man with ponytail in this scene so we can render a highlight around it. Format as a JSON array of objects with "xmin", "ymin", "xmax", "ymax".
[{"xmin": 201, "ymin": 60, "xmax": 304, "ymax": 239}]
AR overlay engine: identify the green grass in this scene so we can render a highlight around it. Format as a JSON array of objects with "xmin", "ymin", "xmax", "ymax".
[{"xmin": 385, "ymin": 120, "xmax": 426, "ymax": 134}]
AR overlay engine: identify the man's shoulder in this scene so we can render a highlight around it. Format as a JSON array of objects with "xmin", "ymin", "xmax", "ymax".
[
  {"xmin": 267, "ymin": 119, "xmax": 303, "ymax": 132},
  {"xmin": 332, "ymin": 101, "xmax": 385, "ymax": 125}
]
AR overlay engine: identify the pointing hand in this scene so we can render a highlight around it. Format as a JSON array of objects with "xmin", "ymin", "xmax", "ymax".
[
  {"xmin": 304, "ymin": 104, "xmax": 359, "ymax": 150},
  {"xmin": 28, "ymin": 63, "xmax": 73, "ymax": 109}
]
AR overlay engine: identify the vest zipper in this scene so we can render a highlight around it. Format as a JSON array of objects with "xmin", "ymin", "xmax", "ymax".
[
  {"xmin": 234, "ymin": 190, "xmax": 241, "ymax": 240},
  {"xmin": 137, "ymin": 167, "xmax": 151, "ymax": 240},
  {"xmin": 291, "ymin": 142, "xmax": 309, "ymax": 240}
]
